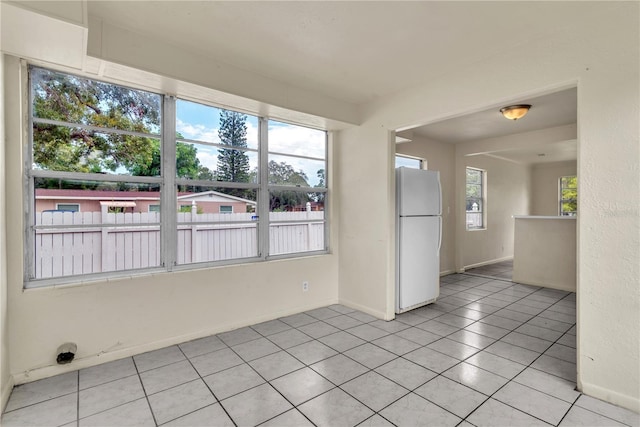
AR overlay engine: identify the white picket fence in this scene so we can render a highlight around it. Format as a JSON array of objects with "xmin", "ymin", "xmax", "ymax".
[{"xmin": 35, "ymin": 211, "xmax": 324, "ymax": 279}]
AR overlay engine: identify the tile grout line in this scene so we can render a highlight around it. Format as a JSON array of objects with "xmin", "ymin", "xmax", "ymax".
[
  {"xmin": 131, "ymin": 356, "xmax": 160, "ymax": 427},
  {"xmin": 267, "ymin": 308, "xmax": 394, "ymax": 426},
  {"xmin": 172, "ymin": 344, "xmax": 239, "ymax": 427},
  {"xmin": 255, "ymin": 307, "xmax": 446, "ymax": 426},
  {"xmin": 417, "ymin": 291, "xmax": 546, "ymax": 425},
  {"xmin": 76, "ymin": 369, "xmax": 80, "ymax": 427},
  {"xmin": 221, "ymin": 305, "xmax": 363, "ymax": 426},
  {"xmin": 322, "ymin": 279, "xmax": 503, "ymax": 424},
  {"xmin": 442, "ymin": 275, "xmax": 573, "ymax": 349},
  {"xmin": 430, "ymin": 285, "xmax": 564, "ymax": 423},
  {"xmin": 440, "ymin": 274, "xmax": 579, "ymax": 425}
]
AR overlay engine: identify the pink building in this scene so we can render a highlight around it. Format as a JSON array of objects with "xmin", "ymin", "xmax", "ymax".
[{"xmin": 35, "ymin": 189, "xmax": 256, "ymax": 214}]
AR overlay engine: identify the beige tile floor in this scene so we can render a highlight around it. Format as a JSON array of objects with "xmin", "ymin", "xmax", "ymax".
[{"xmin": 2, "ymin": 273, "xmax": 639, "ymax": 426}]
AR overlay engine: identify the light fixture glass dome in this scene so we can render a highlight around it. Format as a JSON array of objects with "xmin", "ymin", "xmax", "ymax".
[{"xmin": 500, "ymin": 104, "xmax": 531, "ymax": 120}]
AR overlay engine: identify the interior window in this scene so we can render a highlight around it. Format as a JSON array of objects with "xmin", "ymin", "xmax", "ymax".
[
  {"xmin": 560, "ymin": 175, "xmax": 577, "ymax": 216},
  {"xmin": 395, "ymin": 155, "xmax": 422, "ymax": 169},
  {"xmin": 466, "ymin": 167, "xmax": 485, "ymax": 230}
]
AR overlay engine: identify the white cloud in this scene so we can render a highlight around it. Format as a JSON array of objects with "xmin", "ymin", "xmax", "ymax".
[
  {"xmin": 196, "ymin": 149, "xmax": 218, "ymax": 171},
  {"xmin": 177, "ymin": 118, "xmax": 220, "ymax": 143},
  {"xmin": 177, "ymin": 118, "xmax": 260, "ymax": 151},
  {"xmin": 267, "ymin": 123, "xmax": 326, "ymax": 186},
  {"xmin": 268, "ymin": 124, "xmax": 325, "ymax": 159}
]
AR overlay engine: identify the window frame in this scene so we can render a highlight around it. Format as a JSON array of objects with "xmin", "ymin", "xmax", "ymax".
[
  {"xmin": 24, "ymin": 65, "xmax": 329, "ymax": 288},
  {"xmin": 465, "ymin": 167, "xmax": 486, "ymax": 231},
  {"xmin": 559, "ymin": 175, "xmax": 578, "ymax": 216}
]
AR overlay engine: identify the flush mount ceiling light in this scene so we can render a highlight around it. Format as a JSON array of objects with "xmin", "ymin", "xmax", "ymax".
[{"xmin": 500, "ymin": 104, "xmax": 531, "ymax": 120}]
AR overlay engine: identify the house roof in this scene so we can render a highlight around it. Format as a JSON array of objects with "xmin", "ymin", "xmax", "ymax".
[
  {"xmin": 177, "ymin": 191, "xmax": 257, "ymax": 206},
  {"xmin": 35, "ymin": 189, "xmax": 161, "ymax": 201},
  {"xmin": 35, "ymin": 188, "xmax": 255, "ymax": 204}
]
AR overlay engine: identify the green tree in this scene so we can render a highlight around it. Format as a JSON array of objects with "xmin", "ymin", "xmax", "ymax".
[
  {"xmin": 267, "ymin": 160, "xmax": 310, "ymax": 211},
  {"xmin": 217, "ymin": 109, "xmax": 250, "ymax": 186},
  {"xmin": 32, "ymin": 67, "xmax": 160, "ymax": 175},
  {"xmin": 560, "ymin": 176, "xmax": 577, "ymax": 215},
  {"xmin": 268, "ymin": 161, "xmax": 309, "ymax": 186},
  {"xmin": 32, "ymin": 68, "xmax": 215, "ymax": 186},
  {"xmin": 128, "ymin": 140, "xmax": 213, "ymax": 180},
  {"xmin": 312, "ymin": 168, "xmax": 326, "ymax": 204}
]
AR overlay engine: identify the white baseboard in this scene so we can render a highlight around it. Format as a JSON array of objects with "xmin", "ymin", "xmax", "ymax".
[
  {"xmin": 580, "ymin": 381, "xmax": 640, "ymax": 414},
  {"xmin": 440, "ymin": 269, "xmax": 455, "ymax": 276},
  {"xmin": 463, "ymin": 256, "xmax": 513, "ymax": 271},
  {"xmin": 511, "ymin": 276, "xmax": 576, "ymax": 292},
  {"xmin": 1, "ymin": 374, "xmax": 13, "ymax": 412},
  {"xmin": 11, "ymin": 298, "xmax": 340, "ymax": 386},
  {"xmin": 339, "ymin": 297, "xmax": 390, "ymax": 321}
]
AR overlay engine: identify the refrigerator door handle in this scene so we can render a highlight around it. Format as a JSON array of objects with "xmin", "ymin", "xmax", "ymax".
[
  {"xmin": 438, "ymin": 178, "xmax": 443, "ymax": 216},
  {"xmin": 438, "ymin": 217, "xmax": 443, "ymax": 252}
]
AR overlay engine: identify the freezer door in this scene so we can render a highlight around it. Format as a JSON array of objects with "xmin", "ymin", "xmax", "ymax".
[
  {"xmin": 397, "ymin": 216, "xmax": 441, "ymax": 312},
  {"xmin": 397, "ymin": 168, "xmax": 441, "ymax": 216}
]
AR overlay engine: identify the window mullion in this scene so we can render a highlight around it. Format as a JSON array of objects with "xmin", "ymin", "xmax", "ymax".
[
  {"xmin": 258, "ymin": 117, "xmax": 270, "ymax": 259},
  {"xmin": 162, "ymin": 96, "xmax": 177, "ymax": 270},
  {"xmin": 25, "ymin": 61, "xmax": 35, "ymax": 281},
  {"xmin": 324, "ymin": 131, "xmax": 331, "ymax": 252}
]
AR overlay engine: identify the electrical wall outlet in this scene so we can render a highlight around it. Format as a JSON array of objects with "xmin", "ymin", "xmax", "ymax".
[{"xmin": 302, "ymin": 281, "xmax": 309, "ymax": 292}]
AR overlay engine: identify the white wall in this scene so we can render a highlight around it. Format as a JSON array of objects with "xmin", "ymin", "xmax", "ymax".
[
  {"xmin": 459, "ymin": 155, "xmax": 530, "ymax": 269},
  {"xmin": 513, "ymin": 217, "xmax": 576, "ymax": 292},
  {"xmin": 337, "ymin": 124, "xmax": 395, "ymax": 319},
  {"xmin": 342, "ymin": 2, "xmax": 639, "ymax": 411},
  {"xmin": 396, "ymin": 136, "xmax": 456, "ymax": 275},
  {"xmin": 531, "ymin": 160, "xmax": 577, "ymax": 216}
]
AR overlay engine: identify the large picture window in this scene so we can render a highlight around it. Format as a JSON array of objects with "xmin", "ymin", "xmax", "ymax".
[
  {"xmin": 466, "ymin": 167, "xmax": 485, "ymax": 230},
  {"xmin": 27, "ymin": 66, "xmax": 328, "ymax": 286}
]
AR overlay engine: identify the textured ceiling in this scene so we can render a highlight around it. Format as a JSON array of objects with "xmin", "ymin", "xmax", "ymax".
[
  {"xmin": 87, "ymin": 1, "xmax": 602, "ymax": 105},
  {"xmin": 411, "ymin": 88, "xmax": 577, "ymax": 145}
]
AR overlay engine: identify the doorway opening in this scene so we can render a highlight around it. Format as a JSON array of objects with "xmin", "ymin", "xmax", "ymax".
[{"xmin": 393, "ymin": 85, "xmax": 579, "ymax": 392}]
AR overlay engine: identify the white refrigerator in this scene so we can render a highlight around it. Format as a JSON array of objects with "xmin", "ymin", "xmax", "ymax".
[{"xmin": 396, "ymin": 167, "xmax": 442, "ymax": 313}]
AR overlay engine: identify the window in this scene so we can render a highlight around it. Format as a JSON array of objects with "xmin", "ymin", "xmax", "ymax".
[
  {"xmin": 27, "ymin": 66, "xmax": 328, "ymax": 286},
  {"xmin": 268, "ymin": 120, "xmax": 327, "ymax": 255},
  {"xmin": 466, "ymin": 167, "xmax": 485, "ymax": 230},
  {"xmin": 174, "ymin": 100, "xmax": 261, "ymax": 266},
  {"xmin": 560, "ymin": 175, "xmax": 577, "ymax": 216},
  {"xmin": 395, "ymin": 155, "xmax": 422, "ymax": 169},
  {"xmin": 29, "ymin": 67, "xmax": 163, "ymax": 282},
  {"xmin": 56, "ymin": 204, "xmax": 79, "ymax": 212}
]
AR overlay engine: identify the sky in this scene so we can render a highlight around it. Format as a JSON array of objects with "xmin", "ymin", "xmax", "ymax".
[{"xmin": 177, "ymin": 100, "xmax": 326, "ymax": 187}]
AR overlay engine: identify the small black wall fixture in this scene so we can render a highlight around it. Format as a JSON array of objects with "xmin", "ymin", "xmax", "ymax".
[{"xmin": 56, "ymin": 342, "xmax": 77, "ymax": 364}]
